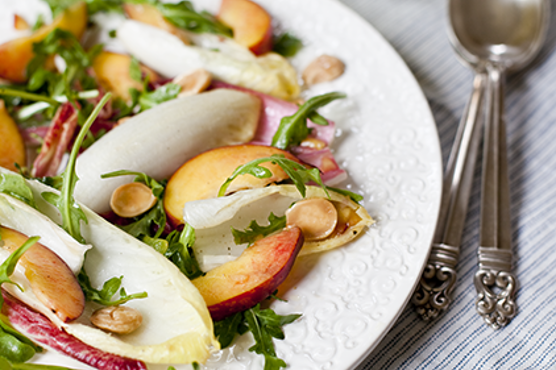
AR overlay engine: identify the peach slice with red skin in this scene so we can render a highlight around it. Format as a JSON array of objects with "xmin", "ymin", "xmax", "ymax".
[
  {"xmin": 217, "ymin": 0, "xmax": 273, "ymax": 55},
  {"xmin": 0, "ymin": 100, "xmax": 26, "ymax": 171},
  {"xmin": 0, "ymin": 226, "xmax": 85, "ymax": 323},
  {"xmin": 0, "ymin": 2, "xmax": 87, "ymax": 83},
  {"xmin": 164, "ymin": 144, "xmax": 301, "ymax": 225},
  {"xmin": 192, "ymin": 226, "xmax": 303, "ymax": 321}
]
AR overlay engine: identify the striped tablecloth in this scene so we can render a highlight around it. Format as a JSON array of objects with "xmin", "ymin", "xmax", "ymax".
[{"xmin": 337, "ymin": 0, "xmax": 556, "ymax": 369}]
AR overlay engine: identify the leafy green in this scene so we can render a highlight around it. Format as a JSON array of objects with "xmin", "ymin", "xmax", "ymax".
[
  {"xmin": 43, "ymin": 0, "xmax": 124, "ymax": 16},
  {"xmin": 214, "ymin": 311, "xmax": 247, "ymax": 348},
  {"xmin": 0, "ymin": 174, "xmax": 36, "ymax": 208},
  {"xmin": 218, "ymin": 154, "xmax": 329, "ymax": 199},
  {"xmin": 157, "ymin": 1, "xmax": 232, "ymax": 37},
  {"xmin": 0, "ymin": 356, "xmax": 79, "ymax": 370},
  {"xmin": 77, "ymin": 270, "xmax": 147, "ymax": 306},
  {"xmin": 271, "ymin": 92, "xmax": 346, "ymax": 150},
  {"xmin": 164, "ymin": 224, "xmax": 203, "ymax": 280},
  {"xmin": 214, "ymin": 304, "xmax": 301, "ymax": 370},
  {"xmin": 0, "ymin": 329, "xmax": 36, "ymax": 364},
  {"xmin": 0, "ymin": 316, "xmax": 42, "ymax": 354},
  {"xmin": 327, "ymin": 186, "xmax": 364, "ymax": 203},
  {"xmin": 129, "ymin": 56, "xmax": 143, "ymax": 83},
  {"xmin": 138, "ymin": 83, "xmax": 181, "ymax": 112},
  {"xmin": 42, "ymin": 94, "xmax": 112, "ymax": 244},
  {"xmin": 272, "ymin": 33, "xmax": 303, "ymax": 57},
  {"xmin": 231, "ymin": 213, "xmax": 286, "ymax": 246}
]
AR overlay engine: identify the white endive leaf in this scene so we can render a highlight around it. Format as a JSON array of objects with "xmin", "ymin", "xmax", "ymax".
[
  {"xmin": 0, "ymin": 191, "xmax": 90, "ymax": 274},
  {"xmin": 117, "ymin": 20, "xmax": 300, "ymax": 100},
  {"xmin": 74, "ymin": 89, "xmax": 260, "ymax": 214},
  {"xmin": 184, "ymin": 185, "xmax": 374, "ymax": 272}
]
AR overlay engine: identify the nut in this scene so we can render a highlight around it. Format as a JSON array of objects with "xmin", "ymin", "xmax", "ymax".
[
  {"xmin": 90, "ymin": 306, "xmax": 143, "ymax": 334},
  {"xmin": 110, "ymin": 182, "xmax": 157, "ymax": 218},
  {"xmin": 172, "ymin": 69, "xmax": 212, "ymax": 97},
  {"xmin": 286, "ymin": 198, "xmax": 338, "ymax": 241},
  {"xmin": 302, "ymin": 55, "xmax": 345, "ymax": 86}
]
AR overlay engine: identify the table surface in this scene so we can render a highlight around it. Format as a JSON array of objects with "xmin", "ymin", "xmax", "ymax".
[{"xmin": 336, "ymin": 0, "xmax": 556, "ymax": 369}]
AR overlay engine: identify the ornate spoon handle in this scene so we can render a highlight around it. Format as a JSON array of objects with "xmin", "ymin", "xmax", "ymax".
[
  {"xmin": 474, "ymin": 64, "xmax": 517, "ymax": 329},
  {"xmin": 413, "ymin": 71, "xmax": 487, "ymax": 320}
]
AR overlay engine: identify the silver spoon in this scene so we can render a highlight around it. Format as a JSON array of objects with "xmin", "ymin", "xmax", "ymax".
[{"xmin": 449, "ymin": 0, "xmax": 549, "ymax": 329}]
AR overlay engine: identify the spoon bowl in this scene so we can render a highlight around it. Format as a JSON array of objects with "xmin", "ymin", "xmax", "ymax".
[{"xmin": 449, "ymin": 0, "xmax": 549, "ymax": 71}]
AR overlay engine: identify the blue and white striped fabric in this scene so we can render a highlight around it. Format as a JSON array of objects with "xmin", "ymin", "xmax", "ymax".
[{"xmin": 337, "ymin": 0, "xmax": 556, "ymax": 369}]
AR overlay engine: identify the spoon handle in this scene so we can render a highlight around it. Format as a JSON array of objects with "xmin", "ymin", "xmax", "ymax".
[
  {"xmin": 474, "ymin": 64, "xmax": 517, "ymax": 329},
  {"xmin": 413, "ymin": 71, "xmax": 487, "ymax": 320}
]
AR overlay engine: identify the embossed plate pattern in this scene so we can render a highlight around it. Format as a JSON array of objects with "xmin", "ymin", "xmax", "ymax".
[{"xmin": 6, "ymin": 0, "xmax": 442, "ymax": 369}]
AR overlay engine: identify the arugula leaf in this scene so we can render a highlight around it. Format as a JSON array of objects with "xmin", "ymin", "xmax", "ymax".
[
  {"xmin": 326, "ymin": 186, "xmax": 364, "ymax": 203},
  {"xmin": 0, "ymin": 237, "xmax": 40, "ymax": 307},
  {"xmin": 231, "ymin": 213, "xmax": 286, "ymax": 246},
  {"xmin": 77, "ymin": 270, "xmax": 147, "ymax": 306},
  {"xmin": 138, "ymin": 83, "xmax": 181, "ymax": 112},
  {"xmin": 244, "ymin": 304, "xmax": 301, "ymax": 370},
  {"xmin": 129, "ymin": 56, "xmax": 143, "ymax": 83},
  {"xmin": 272, "ymin": 33, "xmax": 303, "ymax": 57},
  {"xmin": 271, "ymin": 92, "xmax": 346, "ymax": 150},
  {"xmin": 0, "ymin": 328, "xmax": 36, "ymax": 364},
  {"xmin": 164, "ymin": 225, "xmax": 203, "ymax": 280},
  {"xmin": 0, "ymin": 174, "xmax": 36, "ymax": 209},
  {"xmin": 42, "ymin": 93, "xmax": 112, "ymax": 243},
  {"xmin": 43, "ymin": 0, "xmax": 124, "ymax": 16},
  {"xmin": 0, "ymin": 316, "xmax": 42, "ymax": 354},
  {"xmin": 101, "ymin": 170, "xmax": 165, "ymax": 198},
  {"xmin": 157, "ymin": 1, "xmax": 232, "ymax": 37},
  {"xmin": 218, "ymin": 154, "xmax": 329, "ymax": 199},
  {"xmin": 214, "ymin": 311, "xmax": 247, "ymax": 348}
]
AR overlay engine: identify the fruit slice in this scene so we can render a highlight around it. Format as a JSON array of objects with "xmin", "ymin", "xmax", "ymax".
[
  {"xmin": 0, "ymin": 226, "xmax": 85, "ymax": 322},
  {"xmin": 0, "ymin": 100, "xmax": 25, "ymax": 171},
  {"xmin": 192, "ymin": 226, "xmax": 303, "ymax": 321},
  {"xmin": 218, "ymin": 0, "xmax": 273, "ymax": 55},
  {"xmin": 92, "ymin": 51, "xmax": 159, "ymax": 101},
  {"xmin": 0, "ymin": 2, "xmax": 87, "ymax": 82},
  {"xmin": 164, "ymin": 144, "xmax": 301, "ymax": 225},
  {"xmin": 123, "ymin": 3, "xmax": 191, "ymax": 44}
]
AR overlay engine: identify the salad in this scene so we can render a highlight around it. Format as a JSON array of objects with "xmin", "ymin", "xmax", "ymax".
[{"xmin": 0, "ymin": 0, "xmax": 374, "ymax": 369}]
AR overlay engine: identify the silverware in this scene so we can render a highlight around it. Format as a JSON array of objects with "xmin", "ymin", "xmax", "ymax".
[
  {"xmin": 449, "ymin": 0, "xmax": 550, "ymax": 329},
  {"xmin": 412, "ymin": 71, "xmax": 486, "ymax": 320}
]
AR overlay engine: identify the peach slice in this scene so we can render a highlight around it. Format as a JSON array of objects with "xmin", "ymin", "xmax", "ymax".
[
  {"xmin": 0, "ymin": 226, "xmax": 85, "ymax": 322},
  {"xmin": 14, "ymin": 15, "xmax": 30, "ymax": 31},
  {"xmin": 163, "ymin": 144, "xmax": 301, "ymax": 225},
  {"xmin": 0, "ymin": 2, "xmax": 87, "ymax": 83},
  {"xmin": 192, "ymin": 226, "xmax": 303, "ymax": 321},
  {"xmin": 123, "ymin": 3, "xmax": 191, "ymax": 44},
  {"xmin": 92, "ymin": 51, "xmax": 159, "ymax": 102},
  {"xmin": 0, "ymin": 100, "xmax": 26, "ymax": 171},
  {"xmin": 217, "ymin": 0, "xmax": 273, "ymax": 55}
]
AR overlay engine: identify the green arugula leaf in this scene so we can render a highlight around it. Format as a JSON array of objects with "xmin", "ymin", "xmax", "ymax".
[
  {"xmin": 101, "ymin": 170, "xmax": 165, "ymax": 198},
  {"xmin": 42, "ymin": 93, "xmax": 112, "ymax": 243},
  {"xmin": 138, "ymin": 83, "xmax": 181, "ymax": 112},
  {"xmin": 129, "ymin": 56, "xmax": 143, "ymax": 83},
  {"xmin": 231, "ymin": 213, "xmax": 286, "ymax": 246},
  {"xmin": 157, "ymin": 1, "xmax": 232, "ymax": 36},
  {"xmin": 0, "ymin": 315, "xmax": 42, "ymax": 354},
  {"xmin": 218, "ymin": 154, "xmax": 329, "ymax": 199},
  {"xmin": 326, "ymin": 186, "xmax": 364, "ymax": 203},
  {"xmin": 77, "ymin": 270, "xmax": 147, "ymax": 306},
  {"xmin": 164, "ymin": 225, "xmax": 203, "ymax": 280},
  {"xmin": 244, "ymin": 304, "xmax": 301, "ymax": 370},
  {"xmin": 271, "ymin": 92, "xmax": 346, "ymax": 150},
  {"xmin": 214, "ymin": 311, "xmax": 248, "ymax": 349},
  {"xmin": 43, "ymin": 0, "xmax": 124, "ymax": 16},
  {"xmin": 0, "ymin": 174, "xmax": 36, "ymax": 208},
  {"xmin": 272, "ymin": 33, "xmax": 303, "ymax": 57},
  {"xmin": 0, "ymin": 329, "xmax": 36, "ymax": 364},
  {"xmin": 0, "ymin": 236, "xmax": 40, "ymax": 307}
]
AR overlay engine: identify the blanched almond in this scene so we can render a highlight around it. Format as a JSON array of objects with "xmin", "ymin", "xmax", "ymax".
[
  {"xmin": 173, "ymin": 69, "xmax": 212, "ymax": 97},
  {"xmin": 90, "ymin": 306, "xmax": 142, "ymax": 334},
  {"xmin": 110, "ymin": 182, "xmax": 157, "ymax": 218},
  {"xmin": 286, "ymin": 198, "xmax": 338, "ymax": 241},
  {"xmin": 302, "ymin": 55, "xmax": 345, "ymax": 86}
]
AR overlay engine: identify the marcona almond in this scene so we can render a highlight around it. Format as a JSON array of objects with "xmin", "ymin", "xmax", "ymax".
[
  {"xmin": 90, "ymin": 306, "xmax": 143, "ymax": 334},
  {"xmin": 286, "ymin": 198, "xmax": 338, "ymax": 241},
  {"xmin": 302, "ymin": 55, "xmax": 345, "ymax": 86},
  {"xmin": 173, "ymin": 69, "xmax": 212, "ymax": 97},
  {"xmin": 110, "ymin": 182, "xmax": 157, "ymax": 218}
]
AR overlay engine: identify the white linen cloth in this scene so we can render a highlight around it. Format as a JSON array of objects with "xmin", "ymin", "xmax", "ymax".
[{"xmin": 337, "ymin": 0, "xmax": 556, "ymax": 369}]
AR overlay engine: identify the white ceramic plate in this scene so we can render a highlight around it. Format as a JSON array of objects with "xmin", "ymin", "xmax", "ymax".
[{"xmin": 3, "ymin": 0, "xmax": 442, "ymax": 369}]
